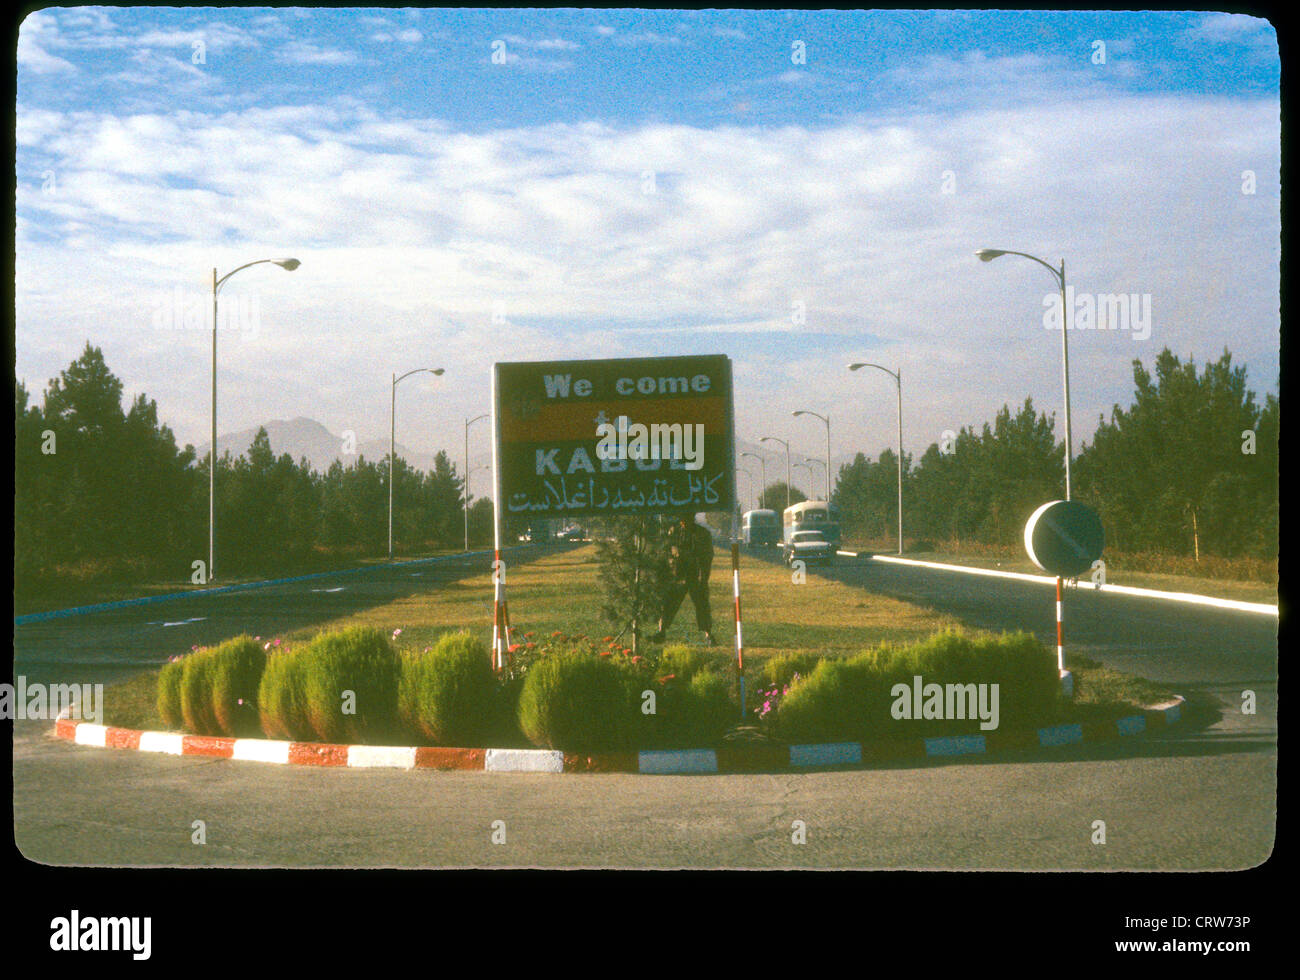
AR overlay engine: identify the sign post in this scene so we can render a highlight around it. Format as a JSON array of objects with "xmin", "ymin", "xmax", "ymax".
[
  {"xmin": 1024, "ymin": 499, "xmax": 1105, "ymax": 683},
  {"xmin": 491, "ymin": 354, "xmax": 736, "ymax": 669}
]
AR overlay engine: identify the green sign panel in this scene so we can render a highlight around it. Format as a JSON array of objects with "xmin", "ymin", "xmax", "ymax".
[{"xmin": 493, "ymin": 354, "xmax": 735, "ymax": 519}]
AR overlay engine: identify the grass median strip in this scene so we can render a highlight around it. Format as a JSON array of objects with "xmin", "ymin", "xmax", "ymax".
[{"xmin": 95, "ymin": 544, "xmax": 1180, "ymax": 750}]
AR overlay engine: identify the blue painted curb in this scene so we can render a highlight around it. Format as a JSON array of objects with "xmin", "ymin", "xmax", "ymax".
[{"xmin": 15, "ymin": 545, "xmax": 541, "ymax": 626}]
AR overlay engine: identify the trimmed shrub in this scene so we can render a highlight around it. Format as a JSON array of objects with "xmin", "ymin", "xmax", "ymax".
[
  {"xmin": 658, "ymin": 645, "xmax": 730, "ymax": 682},
  {"xmin": 772, "ymin": 658, "xmax": 873, "ymax": 743},
  {"xmin": 398, "ymin": 631, "xmax": 497, "ymax": 745},
  {"xmin": 758, "ymin": 652, "xmax": 822, "ymax": 690},
  {"xmin": 177, "ymin": 636, "xmax": 268, "ymax": 736},
  {"xmin": 259, "ymin": 648, "xmax": 311, "ymax": 741},
  {"xmin": 157, "ymin": 658, "xmax": 185, "ymax": 730},
  {"xmin": 180, "ymin": 651, "xmax": 221, "ymax": 735},
  {"xmin": 208, "ymin": 636, "xmax": 267, "ymax": 736},
  {"xmin": 299, "ymin": 626, "xmax": 401, "ymax": 743},
  {"xmin": 678, "ymin": 670, "xmax": 736, "ymax": 746},
  {"xmin": 517, "ymin": 652, "xmax": 646, "ymax": 752},
  {"xmin": 773, "ymin": 629, "xmax": 1060, "ymax": 742}
]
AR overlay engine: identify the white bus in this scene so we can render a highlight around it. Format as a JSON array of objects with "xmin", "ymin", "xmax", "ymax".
[
  {"xmin": 781, "ymin": 500, "xmax": 841, "ymax": 551},
  {"xmin": 741, "ymin": 509, "xmax": 780, "ymax": 547}
]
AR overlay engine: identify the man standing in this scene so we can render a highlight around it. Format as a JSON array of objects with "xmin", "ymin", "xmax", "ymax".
[{"xmin": 651, "ymin": 514, "xmax": 716, "ymax": 645}]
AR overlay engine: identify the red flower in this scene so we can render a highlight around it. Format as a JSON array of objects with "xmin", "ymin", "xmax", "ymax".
[
  {"xmin": 508, "ymin": 644, "xmax": 521, "ymax": 653},
  {"xmin": 602, "ymin": 636, "xmax": 614, "ymax": 643},
  {"xmin": 599, "ymin": 650, "xmax": 612, "ymax": 657},
  {"xmin": 526, "ymin": 642, "xmax": 536, "ymax": 649}
]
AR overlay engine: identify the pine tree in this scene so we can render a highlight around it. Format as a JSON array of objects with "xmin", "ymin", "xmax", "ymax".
[{"xmin": 593, "ymin": 515, "xmax": 670, "ymax": 655}]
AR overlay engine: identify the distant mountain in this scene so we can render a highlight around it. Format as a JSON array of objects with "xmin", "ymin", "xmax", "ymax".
[
  {"xmin": 192, "ymin": 419, "xmax": 865, "ymax": 487},
  {"xmin": 192, "ymin": 417, "xmax": 468, "ymax": 475}
]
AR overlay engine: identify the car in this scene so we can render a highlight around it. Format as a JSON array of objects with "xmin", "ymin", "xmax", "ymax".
[
  {"xmin": 557, "ymin": 525, "xmax": 586, "ymax": 541},
  {"xmin": 783, "ymin": 529, "xmax": 835, "ymax": 566}
]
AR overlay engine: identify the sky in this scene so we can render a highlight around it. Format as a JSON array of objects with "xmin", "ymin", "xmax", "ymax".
[{"xmin": 14, "ymin": 7, "xmax": 1281, "ymax": 480}]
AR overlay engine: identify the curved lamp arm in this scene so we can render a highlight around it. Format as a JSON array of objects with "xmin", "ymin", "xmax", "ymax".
[{"xmin": 216, "ymin": 257, "xmax": 300, "ymax": 294}]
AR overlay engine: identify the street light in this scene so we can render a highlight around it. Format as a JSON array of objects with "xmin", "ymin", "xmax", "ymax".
[
  {"xmin": 464, "ymin": 413, "xmax": 488, "ymax": 551},
  {"xmin": 759, "ymin": 436, "xmax": 791, "ymax": 511},
  {"xmin": 209, "ymin": 257, "xmax": 299, "ymax": 583},
  {"xmin": 792, "ymin": 461, "xmax": 819, "ymax": 498},
  {"xmin": 792, "ymin": 409, "xmax": 831, "ymax": 501},
  {"xmin": 390, "ymin": 367, "xmax": 444, "ymax": 560},
  {"xmin": 736, "ymin": 467, "xmax": 754, "ymax": 511},
  {"xmin": 849, "ymin": 362, "xmax": 904, "ymax": 555},
  {"xmin": 740, "ymin": 451, "xmax": 767, "ymax": 510},
  {"xmin": 976, "ymin": 248, "xmax": 1074, "ymax": 500}
]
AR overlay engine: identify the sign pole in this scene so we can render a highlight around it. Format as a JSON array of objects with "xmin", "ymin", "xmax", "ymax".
[
  {"xmin": 490, "ymin": 367, "xmax": 506, "ymax": 671},
  {"xmin": 732, "ymin": 542, "xmax": 745, "ymax": 719},
  {"xmin": 1055, "ymin": 575, "xmax": 1064, "ymax": 673}
]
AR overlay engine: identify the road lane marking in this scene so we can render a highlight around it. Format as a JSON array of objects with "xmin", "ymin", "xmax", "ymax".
[
  {"xmin": 13, "ymin": 545, "xmax": 533, "ymax": 625},
  {"xmin": 843, "ymin": 552, "xmax": 1277, "ymax": 617}
]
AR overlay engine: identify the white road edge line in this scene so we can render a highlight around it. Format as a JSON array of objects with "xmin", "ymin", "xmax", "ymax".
[{"xmin": 839, "ymin": 552, "xmax": 1277, "ymax": 617}]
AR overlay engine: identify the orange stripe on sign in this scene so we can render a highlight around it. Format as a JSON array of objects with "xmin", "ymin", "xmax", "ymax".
[{"xmin": 499, "ymin": 397, "xmax": 728, "ymax": 443}]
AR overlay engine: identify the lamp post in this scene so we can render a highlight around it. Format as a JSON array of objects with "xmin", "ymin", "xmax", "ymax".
[
  {"xmin": 209, "ymin": 257, "xmax": 299, "ymax": 584},
  {"xmin": 792, "ymin": 410, "xmax": 831, "ymax": 501},
  {"xmin": 464, "ymin": 413, "xmax": 488, "ymax": 551},
  {"xmin": 760, "ymin": 436, "xmax": 791, "ymax": 511},
  {"xmin": 976, "ymin": 248, "xmax": 1074, "ymax": 500},
  {"xmin": 740, "ymin": 451, "xmax": 767, "ymax": 509},
  {"xmin": 793, "ymin": 461, "xmax": 818, "ymax": 498},
  {"xmin": 848, "ymin": 362, "xmax": 904, "ymax": 555},
  {"xmin": 390, "ymin": 367, "xmax": 444, "ymax": 560},
  {"xmin": 736, "ymin": 468, "xmax": 754, "ymax": 511}
]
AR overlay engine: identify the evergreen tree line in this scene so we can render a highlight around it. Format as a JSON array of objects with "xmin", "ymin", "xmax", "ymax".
[
  {"xmin": 15, "ymin": 344, "xmax": 1277, "ymax": 589},
  {"xmin": 15, "ymin": 344, "xmax": 494, "ymax": 584},
  {"xmin": 829, "ymin": 348, "xmax": 1278, "ymax": 560}
]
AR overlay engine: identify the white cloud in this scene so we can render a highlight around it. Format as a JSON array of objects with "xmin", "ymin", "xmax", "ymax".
[
  {"xmin": 14, "ymin": 95, "xmax": 1280, "ymax": 461},
  {"xmin": 503, "ymin": 34, "xmax": 579, "ymax": 51},
  {"xmin": 17, "ymin": 12, "xmax": 76, "ymax": 74},
  {"xmin": 275, "ymin": 40, "xmax": 360, "ymax": 65}
]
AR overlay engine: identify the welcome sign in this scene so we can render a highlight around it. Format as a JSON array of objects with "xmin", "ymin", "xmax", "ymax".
[{"xmin": 493, "ymin": 354, "xmax": 735, "ymax": 519}]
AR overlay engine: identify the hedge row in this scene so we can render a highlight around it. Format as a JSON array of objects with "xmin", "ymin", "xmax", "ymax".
[
  {"xmin": 772, "ymin": 630, "xmax": 1060, "ymax": 742},
  {"xmin": 154, "ymin": 628, "xmax": 1060, "ymax": 751}
]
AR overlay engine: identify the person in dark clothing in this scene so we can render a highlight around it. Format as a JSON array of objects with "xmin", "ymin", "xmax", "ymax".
[{"xmin": 650, "ymin": 515, "xmax": 716, "ymax": 645}]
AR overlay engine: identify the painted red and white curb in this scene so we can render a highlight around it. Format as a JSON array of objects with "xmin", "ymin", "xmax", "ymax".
[{"xmin": 53, "ymin": 697, "xmax": 1184, "ymax": 775}]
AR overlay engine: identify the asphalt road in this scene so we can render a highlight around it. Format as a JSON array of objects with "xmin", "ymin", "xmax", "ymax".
[
  {"xmin": 12, "ymin": 544, "xmax": 554, "ymax": 689},
  {"xmin": 10, "ymin": 546, "xmax": 1278, "ymax": 870}
]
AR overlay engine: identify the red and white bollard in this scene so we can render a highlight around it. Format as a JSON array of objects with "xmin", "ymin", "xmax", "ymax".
[{"xmin": 731, "ymin": 542, "xmax": 745, "ymax": 718}]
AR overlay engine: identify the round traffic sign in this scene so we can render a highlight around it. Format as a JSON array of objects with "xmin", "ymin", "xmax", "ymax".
[{"xmin": 1024, "ymin": 500, "xmax": 1105, "ymax": 578}]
